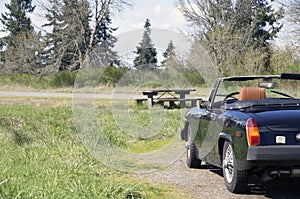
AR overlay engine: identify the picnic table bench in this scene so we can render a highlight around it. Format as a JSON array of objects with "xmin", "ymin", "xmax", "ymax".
[{"xmin": 135, "ymin": 89, "xmax": 202, "ymax": 109}]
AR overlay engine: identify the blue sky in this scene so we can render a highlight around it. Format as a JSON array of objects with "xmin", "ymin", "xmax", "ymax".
[{"xmin": 0, "ymin": 0, "xmax": 186, "ymax": 37}]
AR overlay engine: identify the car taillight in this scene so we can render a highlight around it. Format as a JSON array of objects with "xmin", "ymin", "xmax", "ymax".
[{"xmin": 246, "ymin": 118, "xmax": 260, "ymax": 146}]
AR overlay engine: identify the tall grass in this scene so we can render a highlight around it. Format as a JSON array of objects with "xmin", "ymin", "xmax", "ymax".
[
  {"xmin": 0, "ymin": 74, "xmax": 51, "ymax": 89},
  {"xmin": 0, "ymin": 68, "xmax": 206, "ymax": 90},
  {"xmin": 0, "ymin": 98, "xmax": 185, "ymax": 198},
  {"xmin": 0, "ymin": 72, "xmax": 77, "ymax": 89},
  {"xmin": 97, "ymin": 101, "xmax": 184, "ymax": 153}
]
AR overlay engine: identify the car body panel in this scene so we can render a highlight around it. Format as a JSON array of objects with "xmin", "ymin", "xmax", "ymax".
[{"xmin": 181, "ymin": 73, "xmax": 300, "ymax": 174}]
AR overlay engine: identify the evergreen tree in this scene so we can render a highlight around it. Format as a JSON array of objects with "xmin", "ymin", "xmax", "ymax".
[
  {"xmin": 0, "ymin": 37, "xmax": 6, "ymax": 67},
  {"xmin": 1, "ymin": 0, "xmax": 35, "ymax": 37},
  {"xmin": 0, "ymin": 0, "xmax": 42, "ymax": 74},
  {"xmin": 133, "ymin": 19, "xmax": 158, "ymax": 70},
  {"xmin": 161, "ymin": 40, "xmax": 176, "ymax": 68},
  {"xmin": 42, "ymin": 0, "xmax": 91, "ymax": 72},
  {"xmin": 60, "ymin": 0, "xmax": 91, "ymax": 71},
  {"xmin": 232, "ymin": 0, "xmax": 283, "ymax": 71},
  {"xmin": 42, "ymin": 0, "xmax": 64, "ymax": 72},
  {"xmin": 91, "ymin": 13, "xmax": 119, "ymax": 66},
  {"xmin": 4, "ymin": 31, "xmax": 43, "ymax": 74},
  {"xmin": 252, "ymin": 0, "xmax": 283, "ymax": 48},
  {"xmin": 163, "ymin": 40, "xmax": 175, "ymax": 59},
  {"xmin": 42, "ymin": 0, "xmax": 120, "ymax": 72},
  {"xmin": 251, "ymin": 0, "xmax": 283, "ymax": 70}
]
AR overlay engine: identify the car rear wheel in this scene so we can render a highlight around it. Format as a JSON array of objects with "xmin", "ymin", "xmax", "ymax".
[
  {"xmin": 186, "ymin": 125, "xmax": 202, "ymax": 168},
  {"xmin": 222, "ymin": 141, "xmax": 248, "ymax": 193}
]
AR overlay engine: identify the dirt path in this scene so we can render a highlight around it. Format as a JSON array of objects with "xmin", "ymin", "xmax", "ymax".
[
  {"xmin": 135, "ymin": 153, "xmax": 300, "ymax": 199},
  {"xmin": 0, "ymin": 91, "xmax": 141, "ymax": 99}
]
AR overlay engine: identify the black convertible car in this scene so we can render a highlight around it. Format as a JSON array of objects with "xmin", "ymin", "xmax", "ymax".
[{"xmin": 181, "ymin": 73, "xmax": 300, "ymax": 193}]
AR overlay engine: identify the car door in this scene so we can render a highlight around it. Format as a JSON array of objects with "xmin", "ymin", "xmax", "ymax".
[{"xmin": 194, "ymin": 94, "xmax": 224, "ymax": 165}]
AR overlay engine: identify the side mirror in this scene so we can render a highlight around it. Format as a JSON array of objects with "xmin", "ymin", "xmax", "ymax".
[{"xmin": 199, "ymin": 100, "xmax": 209, "ymax": 109}]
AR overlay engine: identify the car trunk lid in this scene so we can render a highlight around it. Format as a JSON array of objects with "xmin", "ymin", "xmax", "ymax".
[{"xmin": 254, "ymin": 110, "xmax": 300, "ymax": 132}]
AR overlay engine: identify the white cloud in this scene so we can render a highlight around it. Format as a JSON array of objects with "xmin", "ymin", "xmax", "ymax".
[
  {"xmin": 1, "ymin": 0, "xmax": 189, "ymax": 38},
  {"xmin": 114, "ymin": 0, "xmax": 189, "ymax": 34},
  {"xmin": 155, "ymin": 4, "xmax": 161, "ymax": 13},
  {"xmin": 0, "ymin": 32, "xmax": 8, "ymax": 38}
]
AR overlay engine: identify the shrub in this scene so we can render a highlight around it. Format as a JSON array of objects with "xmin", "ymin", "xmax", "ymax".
[{"xmin": 50, "ymin": 71, "xmax": 77, "ymax": 88}]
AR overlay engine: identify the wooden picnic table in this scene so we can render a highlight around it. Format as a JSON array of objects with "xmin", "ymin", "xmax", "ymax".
[{"xmin": 137, "ymin": 89, "xmax": 200, "ymax": 109}]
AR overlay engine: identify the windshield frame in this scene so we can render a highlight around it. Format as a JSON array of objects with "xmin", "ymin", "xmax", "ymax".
[{"xmin": 209, "ymin": 73, "xmax": 300, "ymax": 112}]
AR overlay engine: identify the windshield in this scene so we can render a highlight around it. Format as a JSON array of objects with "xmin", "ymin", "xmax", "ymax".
[{"xmin": 211, "ymin": 78, "xmax": 300, "ymax": 110}]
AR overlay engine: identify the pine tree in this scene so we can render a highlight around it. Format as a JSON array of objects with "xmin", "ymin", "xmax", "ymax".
[
  {"xmin": 1, "ymin": 0, "xmax": 35, "ymax": 37},
  {"xmin": 0, "ymin": 0, "xmax": 42, "ymax": 74},
  {"xmin": 42, "ymin": 0, "xmax": 64, "ymax": 72},
  {"xmin": 0, "ymin": 0, "xmax": 35, "ymax": 52},
  {"xmin": 42, "ymin": 0, "xmax": 120, "ymax": 72},
  {"xmin": 91, "ymin": 13, "xmax": 119, "ymax": 66},
  {"xmin": 161, "ymin": 40, "xmax": 176, "ymax": 68},
  {"xmin": 251, "ymin": 0, "xmax": 283, "ymax": 70},
  {"xmin": 252, "ymin": 0, "xmax": 283, "ymax": 48},
  {"xmin": 133, "ymin": 19, "xmax": 158, "ymax": 70},
  {"xmin": 42, "ymin": 0, "xmax": 91, "ymax": 72},
  {"xmin": 163, "ymin": 40, "xmax": 175, "ymax": 59}
]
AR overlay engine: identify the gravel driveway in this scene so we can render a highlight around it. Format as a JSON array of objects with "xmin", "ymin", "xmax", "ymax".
[{"xmin": 136, "ymin": 153, "xmax": 300, "ymax": 199}]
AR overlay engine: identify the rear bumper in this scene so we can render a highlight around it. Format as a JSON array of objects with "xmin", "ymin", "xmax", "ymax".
[{"xmin": 247, "ymin": 145, "xmax": 300, "ymax": 161}]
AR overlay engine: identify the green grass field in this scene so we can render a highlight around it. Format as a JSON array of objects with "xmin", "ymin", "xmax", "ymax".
[{"xmin": 0, "ymin": 97, "xmax": 187, "ymax": 198}]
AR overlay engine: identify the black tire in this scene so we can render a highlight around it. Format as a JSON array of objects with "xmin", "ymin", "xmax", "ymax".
[
  {"xmin": 186, "ymin": 125, "xmax": 202, "ymax": 168},
  {"xmin": 222, "ymin": 141, "xmax": 249, "ymax": 193}
]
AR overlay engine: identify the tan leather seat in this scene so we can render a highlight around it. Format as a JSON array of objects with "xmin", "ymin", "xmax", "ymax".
[{"xmin": 238, "ymin": 88, "xmax": 266, "ymax": 101}]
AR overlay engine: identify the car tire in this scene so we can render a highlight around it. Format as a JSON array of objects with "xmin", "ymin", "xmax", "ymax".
[
  {"xmin": 222, "ymin": 141, "xmax": 248, "ymax": 193},
  {"xmin": 186, "ymin": 125, "xmax": 202, "ymax": 168}
]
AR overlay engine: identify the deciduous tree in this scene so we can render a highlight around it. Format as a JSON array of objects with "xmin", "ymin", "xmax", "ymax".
[
  {"xmin": 178, "ymin": 0, "xmax": 283, "ymax": 75},
  {"xmin": 282, "ymin": 0, "xmax": 300, "ymax": 50}
]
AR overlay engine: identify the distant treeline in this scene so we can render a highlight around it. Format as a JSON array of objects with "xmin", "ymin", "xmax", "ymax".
[{"xmin": 0, "ymin": 0, "xmax": 299, "ymax": 88}]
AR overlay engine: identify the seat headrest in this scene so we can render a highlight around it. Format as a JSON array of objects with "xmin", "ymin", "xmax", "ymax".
[{"xmin": 238, "ymin": 88, "xmax": 266, "ymax": 101}]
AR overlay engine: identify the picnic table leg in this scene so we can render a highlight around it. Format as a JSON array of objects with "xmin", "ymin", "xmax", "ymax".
[
  {"xmin": 179, "ymin": 93, "xmax": 186, "ymax": 108},
  {"xmin": 169, "ymin": 100, "xmax": 175, "ymax": 108},
  {"xmin": 191, "ymin": 99, "xmax": 197, "ymax": 107},
  {"xmin": 147, "ymin": 98, "xmax": 152, "ymax": 109},
  {"xmin": 136, "ymin": 99, "xmax": 143, "ymax": 105}
]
